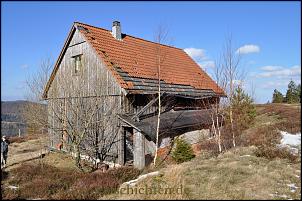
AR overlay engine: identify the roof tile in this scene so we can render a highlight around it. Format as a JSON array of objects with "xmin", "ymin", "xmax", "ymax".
[{"xmin": 76, "ymin": 22, "xmax": 224, "ymax": 95}]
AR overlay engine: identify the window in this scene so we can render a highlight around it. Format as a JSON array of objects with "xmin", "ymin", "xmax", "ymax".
[{"xmin": 73, "ymin": 54, "xmax": 82, "ymax": 75}]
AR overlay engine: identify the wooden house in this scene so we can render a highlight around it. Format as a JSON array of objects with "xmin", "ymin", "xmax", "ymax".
[{"xmin": 43, "ymin": 21, "xmax": 225, "ymax": 169}]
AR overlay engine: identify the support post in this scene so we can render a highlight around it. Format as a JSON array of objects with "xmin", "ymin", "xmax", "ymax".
[
  {"xmin": 118, "ymin": 126, "xmax": 125, "ymax": 165},
  {"xmin": 133, "ymin": 129, "xmax": 145, "ymax": 170}
]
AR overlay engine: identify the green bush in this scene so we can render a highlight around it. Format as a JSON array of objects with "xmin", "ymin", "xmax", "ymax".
[
  {"xmin": 230, "ymin": 85, "xmax": 257, "ymax": 130},
  {"xmin": 171, "ymin": 138, "xmax": 195, "ymax": 164}
]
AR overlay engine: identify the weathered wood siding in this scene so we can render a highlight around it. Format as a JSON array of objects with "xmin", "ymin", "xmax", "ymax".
[{"xmin": 47, "ymin": 28, "xmax": 124, "ymax": 162}]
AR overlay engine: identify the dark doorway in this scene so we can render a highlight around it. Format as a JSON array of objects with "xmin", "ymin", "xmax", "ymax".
[{"xmin": 124, "ymin": 127, "xmax": 134, "ymax": 163}]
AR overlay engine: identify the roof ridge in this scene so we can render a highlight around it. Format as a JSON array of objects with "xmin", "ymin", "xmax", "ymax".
[{"xmin": 74, "ymin": 21, "xmax": 184, "ymax": 52}]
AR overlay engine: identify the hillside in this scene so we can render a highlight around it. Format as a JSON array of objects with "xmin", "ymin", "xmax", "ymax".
[
  {"xmin": 1, "ymin": 103, "xmax": 301, "ymax": 200},
  {"xmin": 112, "ymin": 103, "xmax": 301, "ymax": 200},
  {"xmin": 1, "ymin": 100, "xmax": 47, "ymax": 136}
]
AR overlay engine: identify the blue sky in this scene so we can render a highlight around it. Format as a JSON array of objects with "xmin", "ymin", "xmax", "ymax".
[{"xmin": 1, "ymin": 1, "xmax": 301, "ymax": 103}]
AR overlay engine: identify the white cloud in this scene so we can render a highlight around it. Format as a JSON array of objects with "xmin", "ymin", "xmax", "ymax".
[
  {"xmin": 198, "ymin": 60, "xmax": 215, "ymax": 69},
  {"xmin": 261, "ymin": 80, "xmax": 290, "ymax": 89},
  {"xmin": 236, "ymin": 44, "xmax": 260, "ymax": 54},
  {"xmin": 184, "ymin": 48, "xmax": 206, "ymax": 61},
  {"xmin": 260, "ymin": 65, "xmax": 283, "ymax": 71},
  {"xmin": 257, "ymin": 65, "xmax": 301, "ymax": 78},
  {"xmin": 20, "ymin": 64, "xmax": 29, "ymax": 69}
]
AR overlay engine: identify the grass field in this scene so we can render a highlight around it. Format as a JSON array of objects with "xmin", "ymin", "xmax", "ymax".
[{"xmin": 1, "ymin": 103, "xmax": 301, "ymax": 200}]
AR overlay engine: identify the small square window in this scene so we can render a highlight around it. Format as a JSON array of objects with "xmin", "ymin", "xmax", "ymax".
[{"xmin": 73, "ymin": 55, "xmax": 82, "ymax": 75}]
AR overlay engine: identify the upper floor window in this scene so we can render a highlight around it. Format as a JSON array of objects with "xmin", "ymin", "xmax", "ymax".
[{"xmin": 73, "ymin": 54, "xmax": 82, "ymax": 75}]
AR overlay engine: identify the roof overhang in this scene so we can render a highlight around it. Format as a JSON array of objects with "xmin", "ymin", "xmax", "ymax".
[
  {"xmin": 114, "ymin": 66, "xmax": 226, "ymax": 98},
  {"xmin": 118, "ymin": 109, "xmax": 223, "ymax": 142}
]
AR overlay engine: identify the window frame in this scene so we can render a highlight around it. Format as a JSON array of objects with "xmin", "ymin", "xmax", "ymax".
[{"xmin": 72, "ymin": 54, "xmax": 83, "ymax": 76}]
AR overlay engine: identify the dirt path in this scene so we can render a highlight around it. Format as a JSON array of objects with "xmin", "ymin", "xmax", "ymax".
[{"xmin": 3, "ymin": 137, "xmax": 49, "ymax": 171}]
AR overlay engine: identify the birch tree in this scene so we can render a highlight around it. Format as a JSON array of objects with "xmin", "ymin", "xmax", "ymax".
[
  {"xmin": 220, "ymin": 34, "xmax": 245, "ymax": 148},
  {"xmin": 153, "ymin": 25, "xmax": 169, "ymax": 166}
]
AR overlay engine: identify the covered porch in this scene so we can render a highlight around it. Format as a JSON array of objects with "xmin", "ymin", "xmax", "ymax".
[{"xmin": 118, "ymin": 108, "xmax": 223, "ymax": 169}]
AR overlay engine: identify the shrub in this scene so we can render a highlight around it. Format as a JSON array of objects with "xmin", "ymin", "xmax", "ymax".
[
  {"xmin": 5, "ymin": 163, "xmax": 81, "ymax": 199},
  {"xmin": 171, "ymin": 138, "xmax": 195, "ymax": 164},
  {"xmin": 258, "ymin": 103, "xmax": 301, "ymax": 133},
  {"xmin": 3, "ymin": 162, "xmax": 141, "ymax": 200},
  {"xmin": 241, "ymin": 125, "xmax": 281, "ymax": 147},
  {"xmin": 255, "ymin": 145, "xmax": 298, "ymax": 163},
  {"xmin": 108, "ymin": 166, "xmax": 141, "ymax": 183},
  {"xmin": 65, "ymin": 172, "xmax": 120, "ymax": 199},
  {"xmin": 54, "ymin": 166, "xmax": 140, "ymax": 200},
  {"xmin": 230, "ymin": 86, "xmax": 257, "ymax": 131},
  {"xmin": 198, "ymin": 138, "xmax": 220, "ymax": 156}
]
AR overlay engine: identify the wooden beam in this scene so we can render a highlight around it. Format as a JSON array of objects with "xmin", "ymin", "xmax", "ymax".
[
  {"xmin": 117, "ymin": 115, "xmax": 142, "ymax": 132},
  {"xmin": 132, "ymin": 92, "xmax": 166, "ymax": 122}
]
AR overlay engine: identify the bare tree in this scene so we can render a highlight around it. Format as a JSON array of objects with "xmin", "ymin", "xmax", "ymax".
[
  {"xmin": 23, "ymin": 58, "xmax": 53, "ymax": 135},
  {"xmin": 153, "ymin": 25, "xmax": 169, "ymax": 166},
  {"xmin": 219, "ymin": 34, "xmax": 245, "ymax": 148},
  {"xmin": 212, "ymin": 55, "xmax": 228, "ymax": 153},
  {"xmin": 46, "ymin": 58, "xmax": 121, "ymax": 171},
  {"xmin": 24, "ymin": 55, "xmax": 121, "ymax": 171}
]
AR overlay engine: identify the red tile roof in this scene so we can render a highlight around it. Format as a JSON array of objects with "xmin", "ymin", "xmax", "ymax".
[{"xmin": 75, "ymin": 22, "xmax": 225, "ymax": 95}]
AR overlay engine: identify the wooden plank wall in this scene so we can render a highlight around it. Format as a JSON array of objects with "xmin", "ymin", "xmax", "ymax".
[{"xmin": 47, "ymin": 28, "xmax": 125, "ymax": 162}]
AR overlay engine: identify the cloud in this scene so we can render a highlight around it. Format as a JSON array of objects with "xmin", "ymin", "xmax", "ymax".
[
  {"xmin": 236, "ymin": 44, "xmax": 260, "ymax": 54},
  {"xmin": 260, "ymin": 65, "xmax": 284, "ymax": 71},
  {"xmin": 261, "ymin": 80, "xmax": 290, "ymax": 89},
  {"xmin": 184, "ymin": 48, "xmax": 206, "ymax": 61},
  {"xmin": 20, "ymin": 64, "xmax": 29, "ymax": 69},
  {"xmin": 257, "ymin": 65, "xmax": 301, "ymax": 78},
  {"xmin": 198, "ymin": 60, "xmax": 215, "ymax": 69}
]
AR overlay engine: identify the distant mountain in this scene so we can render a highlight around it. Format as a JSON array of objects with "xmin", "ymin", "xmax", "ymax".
[
  {"xmin": 1, "ymin": 100, "xmax": 47, "ymax": 136},
  {"xmin": 1, "ymin": 100, "xmax": 29, "ymax": 122}
]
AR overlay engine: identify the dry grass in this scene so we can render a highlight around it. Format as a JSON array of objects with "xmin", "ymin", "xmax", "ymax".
[
  {"xmin": 256, "ymin": 103, "xmax": 301, "ymax": 133},
  {"xmin": 9, "ymin": 135, "xmax": 36, "ymax": 144},
  {"xmin": 240, "ymin": 104, "xmax": 301, "ymax": 162},
  {"xmin": 39, "ymin": 152, "xmax": 77, "ymax": 170},
  {"xmin": 106, "ymin": 103, "xmax": 300, "ymax": 200},
  {"xmin": 116, "ymin": 164, "xmax": 188, "ymax": 200},
  {"xmin": 2, "ymin": 160, "xmax": 141, "ymax": 200},
  {"xmin": 105, "ymin": 146, "xmax": 300, "ymax": 200},
  {"xmin": 184, "ymin": 147, "xmax": 301, "ymax": 200},
  {"xmin": 118, "ymin": 103, "xmax": 301, "ymax": 200},
  {"xmin": 2, "ymin": 103, "xmax": 300, "ymax": 200},
  {"xmin": 8, "ymin": 132, "xmax": 44, "ymax": 144},
  {"xmin": 5, "ymin": 136, "xmax": 48, "ymax": 171}
]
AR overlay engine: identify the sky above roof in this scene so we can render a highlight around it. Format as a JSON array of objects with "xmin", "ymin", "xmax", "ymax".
[{"xmin": 1, "ymin": 1, "xmax": 301, "ymax": 103}]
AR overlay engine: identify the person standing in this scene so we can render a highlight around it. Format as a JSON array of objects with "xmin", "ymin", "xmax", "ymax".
[{"xmin": 1, "ymin": 136, "xmax": 9, "ymax": 168}]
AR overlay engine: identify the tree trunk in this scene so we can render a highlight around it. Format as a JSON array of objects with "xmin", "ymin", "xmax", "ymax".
[
  {"xmin": 153, "ymin": 80, "xmax": 161, "ymax": 166},
  {"xmin": 154, "ymin": 47, "xmax": 161, "ymax": 166},
  {"xmin": 216, "ymin": 114, "xmax": 222, "ymax": 153},
  {"xmin": 230, "ymin": 108, "xmax": 236, "ymax": 147},
  {"xmin": 74, "ymin": 144, "xmax": 82, "ymax": 170}
]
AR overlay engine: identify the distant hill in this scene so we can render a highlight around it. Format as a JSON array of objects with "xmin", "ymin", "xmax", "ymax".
[{"xmin": 1, "ymin": 100, "xmax": 47, "ymax": 136}]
